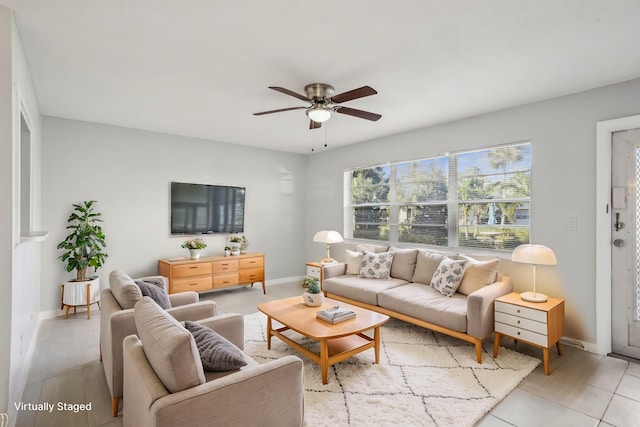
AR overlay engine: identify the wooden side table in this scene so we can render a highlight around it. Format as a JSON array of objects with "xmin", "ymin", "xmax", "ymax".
[
  {"xmin": 305, "ymin": 262, "xmax": 323, "ymax": 289},
  {"xmin": 60, "ymin": 277, "xmax": 101, "ymax": 319},
  {"xmin": 493, "ymin": 292, "xmax": 565, "ymax": 375}
]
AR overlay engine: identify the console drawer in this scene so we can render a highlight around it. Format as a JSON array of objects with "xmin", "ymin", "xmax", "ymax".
[
  {"xmin": 240, "ymin": 257, "xmax": 264, "ymax": 269},
  {"xmin": 213, "ymin": 273, "xmax": 239, "ymax": 288},
  {"xmin": 240, "ymin": 269, "xmax": 264, "ymax": 283},
  {"xmin": 172, "ymin": 276, "xmax": 212, "ymax": 293},
  {"xmin": 213, "ymin": 260, "xmax": 239, "ymax": 273},
  {"xmin": 173, "ymin": 262, "xmax": 212, "ymax": 278}
]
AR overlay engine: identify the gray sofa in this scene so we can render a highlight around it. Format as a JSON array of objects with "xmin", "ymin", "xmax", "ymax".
[{"xmin": 322, "ymin": 246, "xmax": 512, "ymax": 363}]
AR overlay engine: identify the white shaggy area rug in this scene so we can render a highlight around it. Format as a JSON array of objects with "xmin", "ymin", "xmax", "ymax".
[{"xmin": 244, "ymin": 312, "xmax": 540, "ymax": 427}]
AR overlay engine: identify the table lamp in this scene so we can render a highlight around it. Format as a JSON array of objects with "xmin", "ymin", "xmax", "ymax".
[
  {"xmin": 313, "ymin": 230, "xmax": 344, "ymax": 264},
  {"xmin": 511, "ymin": 243, "xmax": 557, "ymax": 303}
]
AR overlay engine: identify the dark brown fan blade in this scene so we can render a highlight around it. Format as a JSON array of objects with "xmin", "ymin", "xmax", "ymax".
[
  {"xmin": 269, "ymin": 86, "xmax": 311, "ymax": 102},
  {"xmin": 331, "ymin": 86, "xmax": 378, "ymax": 104},
  {"xmin": 335, "ymin": 106, "xmax": 382, "ymax": 121},
  {"xmin": 309, "ymin": 120, "xmax": 322, "ymax": 130},
  {"xmin": 253, "ymin": 106, "xmax": 306, "ymax": 116}
]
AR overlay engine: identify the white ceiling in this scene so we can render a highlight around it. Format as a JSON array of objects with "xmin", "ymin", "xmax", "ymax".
[{"xmin": 4, "ymin": 1, "xmax": 640, "ymax": 154}]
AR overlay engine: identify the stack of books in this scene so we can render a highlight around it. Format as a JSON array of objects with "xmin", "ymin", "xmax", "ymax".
[{"xmin": 316, "ymin": 305, "xmax": 356, "ymax": 324}]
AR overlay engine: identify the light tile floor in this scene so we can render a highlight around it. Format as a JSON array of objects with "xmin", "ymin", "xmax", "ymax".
[{"xmin": 14, "ymin": 280, "xmax": 640, "ymax": 426}]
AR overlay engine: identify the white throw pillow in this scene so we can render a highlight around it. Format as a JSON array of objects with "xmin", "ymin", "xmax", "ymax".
[
  {"xmin": 430, "ymin": 258, "xmax": 469, "ymax": 297},
  {"xmin": 359, "ymin": 251, "xmax": 395, "ymax": 279},
  {"xmin": 345, "ymin": 249, "xmax": 364, "ymax": 275}
]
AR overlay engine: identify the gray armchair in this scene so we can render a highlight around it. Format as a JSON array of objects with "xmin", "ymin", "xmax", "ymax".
[
  {"xmin": 100, "ymin": 270, "xmax": 217, "ymax": 416},
  {"xmin": 123, "ymin": 297, "xmax": 304, "ymax": 427}
]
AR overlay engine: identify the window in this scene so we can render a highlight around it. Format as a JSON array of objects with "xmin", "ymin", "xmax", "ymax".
[{"xmin": 345, "ymin": 142, "xmax": 531, "ymax": 250}]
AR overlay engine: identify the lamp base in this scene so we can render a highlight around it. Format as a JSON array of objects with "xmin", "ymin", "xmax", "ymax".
[
  {"xmin": 320, "ymin": 258, "xmax": 337, "ymax": 264},
  {"xmin": 520, "ymin": 291, "xmax": 548, "ymax": 303}
]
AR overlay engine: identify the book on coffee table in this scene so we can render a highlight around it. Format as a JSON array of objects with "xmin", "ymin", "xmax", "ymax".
[{"xmin": 317, "ymin": 306, "xmax": 356, "ymax": 324}]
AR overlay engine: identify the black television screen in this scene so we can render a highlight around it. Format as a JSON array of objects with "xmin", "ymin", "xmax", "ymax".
[{"xmin": 170, "ymin": 182, "xmax": 245, "ymax": 234}]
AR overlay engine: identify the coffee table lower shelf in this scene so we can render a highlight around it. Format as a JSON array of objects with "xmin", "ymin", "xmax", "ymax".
[{"xmin": 267, "ymin": 322, "xmax": 380, "ymax": 384}]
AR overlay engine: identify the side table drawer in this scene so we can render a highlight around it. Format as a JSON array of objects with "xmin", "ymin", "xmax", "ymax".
[
  {"xmin": 495, "ymin": 322, "xmax": 548, "ymax": 347},
  {"xmin": 495, "ymin": 311, "xmax": 548, "ymax": 335},
  {"xmin": 306, "ymin": 265, "xmax": 321, "ymax": 278},
  {"xmin": 495, "ymin": 301, "xmax": 547, "ymax": 323},
  {"xmin": 173, "ymin": 262, "xmax": 212, "ymax": 277},
  {"xmin": 173, "ymin": 276, "xmax": 212, "ymax": 293}
]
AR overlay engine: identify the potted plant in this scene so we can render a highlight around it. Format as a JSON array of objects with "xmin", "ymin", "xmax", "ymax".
[
  {"xmin": 57, "ymin": 200, "xmax": 108, "ymax": 281},
  {"xmin": 182, "ymin": 238, "xmax": 207, "ymax": 259},
  {"xmin": 303, "ymin": 276, "xmax": 323, "ymax": 306},
  {"xmin": 240, "ymin": 235, "xmax": 249, "ymax": 253},
  {"xmin": 229, "ymin": 236, "xmax": 242, "ymax": 255},
  {"xmin": 224, "ymin": 246, "xmax": 231, "ymax": 257}
]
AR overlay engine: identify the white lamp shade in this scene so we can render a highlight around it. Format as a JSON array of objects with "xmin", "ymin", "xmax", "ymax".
[
  {"xmin": 512, "ymin": 244, "xmax": 557, "ymax": 265},
  {"xmin": 313, "ymin": 230, "xmax": 344, "ymax": 244}
]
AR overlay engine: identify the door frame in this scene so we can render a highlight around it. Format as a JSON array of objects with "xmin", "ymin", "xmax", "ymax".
[{"xmin": 596, "ymin": 114, "xmax": 640, "ymax": 355}]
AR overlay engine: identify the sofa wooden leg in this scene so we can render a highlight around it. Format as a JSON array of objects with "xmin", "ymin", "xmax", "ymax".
[
  {"xmin": 112, "ymin": 398, "xmax": 119, "ymax": 417},
  {"xmin": 475, "ymin": 341, "xmax": 483, "ymax": 363}
]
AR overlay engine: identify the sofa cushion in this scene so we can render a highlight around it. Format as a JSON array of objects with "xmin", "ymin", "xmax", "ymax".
[
  {"xmin": 109, "ymin": 270, "xmax": 143, "ymax": 309},
  {"xmin": 133, "ymin": 297, "xmax": 205, "ymax": 393},
  {"xmin": 356, "ymin": 244, "xmax": 389, "ymax": 253},
  {"xmin": 135, "ymin": 279, "xmax": 172, "ymax": 309},
  {"xmin": 379, "ymin": 283, "xmax": 468, "ymax": 333},
  {"xmin": 323, "ymin": 275, "xmax": 408, "ymax": 306},
  {"xmin": 389, "ymin": 247, "xmax": 418, "ymax": 281},
  {"xmin": 430, "ymin": 258, "xmax": 469, "ymax": 297},
  {"xmin": 359, "ymin": 251, "xmax": 395, "ymax": 279},
  {"xmin": 345, "ymin": 249, "xmax": 364, "ymax": 275},
  {"xmin": 457, "ymin": 255, "xmax": 499, "ymax": 296},
  {"xmin": 184, "ymin": 321, "xmax": 247, "ymax": 372},
  {"xmin": 411, "ymin": 250, "xmax": 446, "ymax": 284}
]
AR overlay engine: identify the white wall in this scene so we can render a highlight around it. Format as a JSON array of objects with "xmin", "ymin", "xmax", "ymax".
[
  {"xmin": 40, "ymin": 118, "xmax": 308, "ymax": 313},
  {"xmin": 0, "ymin": 7, "xmax": 44, "ymax": 424},
  {"xmin": 306, "ymin": 78, "xmax": 640, "ymax": 350}
]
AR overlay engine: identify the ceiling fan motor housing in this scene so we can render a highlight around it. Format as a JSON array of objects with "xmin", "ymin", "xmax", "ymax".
[{"xmin": 305, "ymin": 83, "xmax": 334, "ymax": 102}]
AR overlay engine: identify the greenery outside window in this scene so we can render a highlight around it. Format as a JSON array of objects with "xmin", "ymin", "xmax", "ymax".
[{"xmin": 346, "ymin": 142, "xmax": 531, "ymax": 250}]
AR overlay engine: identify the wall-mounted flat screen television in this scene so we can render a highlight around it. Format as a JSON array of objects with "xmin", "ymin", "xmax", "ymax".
[{"xmin": 170, "ymin": 182, "xmax": 245, "ymax": 234}]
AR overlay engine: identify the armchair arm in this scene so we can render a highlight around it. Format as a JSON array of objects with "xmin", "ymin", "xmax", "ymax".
[
  {"xmin": 150, "ymin": 356, "xmax": 304, "ymax": 427},
  {"xmin": 166, "ymin": 301, "xmax": 217, "ymax": 322},
  {"xmin": 196, "ymin": 313, "xmax": 244, "ymax": 350},
  {"xmin": 466, "ymin": 275, "xmax": 513, "ymax": 339},
  {"xmin": 168, "ymin": 291, "xmax": 200, "ymax": 307},
  {"xmin": 105, "ymin": 308, "xmax": 137, "ymax": 401},
  {"xmin": 322, "ymin": 262, "xmax": 347, "ymax": 280}
]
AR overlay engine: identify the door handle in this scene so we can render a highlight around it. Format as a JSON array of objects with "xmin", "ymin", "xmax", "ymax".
[{"xmin": 615, "ymin": 213, "xmax": 625, "ymax": 231}]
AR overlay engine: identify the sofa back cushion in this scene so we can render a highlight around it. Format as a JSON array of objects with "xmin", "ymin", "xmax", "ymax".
[
  {"xmin": 109, "ymin": 270, "xmax": 143, "ymax": 309},
  {"xmin": 356, "ymin": 244, "xmax": 389, "ymax": 253},
  {"xmin": 412, "ymin": 250, "xmax": 446, "ymax": 284},
  {"xmin": 389, "ymin": 247, "xmax": 418, "ymax": 281},
  {"xmin": 457, "ymin": 255, "xmax": 499, "ymax": 295},
  {"xmin": 134, "ymin": 297, "xmax": 205, "ymax": 393}
]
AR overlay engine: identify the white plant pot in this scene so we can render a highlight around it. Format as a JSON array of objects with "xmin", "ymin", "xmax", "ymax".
[
  {"xmin": 189, "ymin": 249, "xmax": 201, "ymax": 260},
  {"xmin": 303, "ymin": 292, "xmax": 324, "ymax": 307}
]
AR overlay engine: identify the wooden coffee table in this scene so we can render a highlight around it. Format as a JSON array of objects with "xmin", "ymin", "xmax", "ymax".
[{"xmin": 257, "ymin": 296, "xmax": 389, "ymax": 384}]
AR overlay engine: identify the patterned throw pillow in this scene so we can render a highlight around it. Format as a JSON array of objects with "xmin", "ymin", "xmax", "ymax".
[
  {"xmin": 430, "ymin": 258, "xmax": 469, "ymax": 297},
  {"xmin": 359, "ymin": 251, "xmax": 395, "ymax": 279}
]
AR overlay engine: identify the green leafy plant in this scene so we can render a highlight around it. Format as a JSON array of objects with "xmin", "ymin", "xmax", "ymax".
[
  {"xmin": 181, "ymin": 238, "xmax": 207, "ymax": 249},
  {"xmin": 57, "ymin": 200, "xmax": 108, "ymax": 281},
  {"xmin": 304, "ymin": 277, "xmax": 321, "ymax": 294},
  {"xmin": 229, "ymin": 235, "xmax": 242, "ymax": 243}
]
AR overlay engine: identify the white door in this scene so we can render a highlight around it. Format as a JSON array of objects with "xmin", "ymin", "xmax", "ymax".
[{"xmin": 611, "ymin": 129, "xmax": 640, "ymax": 359}]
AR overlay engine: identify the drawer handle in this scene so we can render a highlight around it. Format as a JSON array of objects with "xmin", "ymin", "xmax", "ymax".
[
  {"xmin": 517, "ymin": 320, "xmax": 521, "ymax": 324},
  {"xmin": 517, "ymin": 309, "xmax": 520, "ymax": 313},
  {"xmin": 189, "ymin": 283, "xmax": 198, "ymax": 286},
  {"xmin": 517, "ymin": 331, "xmax": 521, "ymax": 335},
  {"xmin": 189, "ymin": 266, "xmax": 198, "ymax": 269},
  {"xmin": 223, "ymin": 281, "xmax": 230, "ymax": 284}
]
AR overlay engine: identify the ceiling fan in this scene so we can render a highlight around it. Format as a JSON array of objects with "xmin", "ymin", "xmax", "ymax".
[{"xmin": 254, "ymin": 83, "xmax": 382, "ymax": 129}]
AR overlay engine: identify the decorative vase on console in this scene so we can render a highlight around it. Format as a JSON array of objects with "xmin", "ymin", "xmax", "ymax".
[
  {"xmin": 303, "ymin": 277, "xmax": 323, "ymax": 306},
  {"xmin": 229, "ymin": 236, "xmax": 242, "ymax": 256},
  {"xmin": 181, "ymin": 238, "xmax": 207, "ymax": 260}
]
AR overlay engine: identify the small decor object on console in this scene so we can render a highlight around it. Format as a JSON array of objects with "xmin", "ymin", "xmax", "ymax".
[
  {"xmin": 303, "ymin": 277, "xmax": 323, "ymax": 306},
  {"xmin": 228, "ymin": 236, "xmax": 242, "ymax": 255},
  {"xmin": 181, "ymin": 238, "xmax": 207, "ymax": 260},
  {"xmin": 316, "ymin": 305, "xmax": 356, "ymax": 324}
]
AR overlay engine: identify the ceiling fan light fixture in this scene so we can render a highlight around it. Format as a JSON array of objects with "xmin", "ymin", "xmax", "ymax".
[{"xmin": 306, "ymin": 105, "xmax": 332, "ymax": 123}]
